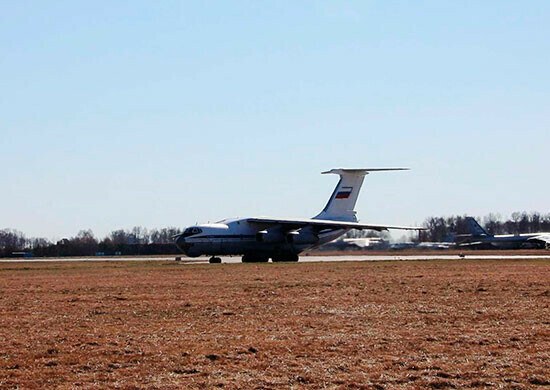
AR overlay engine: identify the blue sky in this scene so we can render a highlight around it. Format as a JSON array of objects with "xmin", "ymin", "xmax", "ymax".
[{"xmin": 2, "ymin": 1, "xmax": 549, "ymax": 240}]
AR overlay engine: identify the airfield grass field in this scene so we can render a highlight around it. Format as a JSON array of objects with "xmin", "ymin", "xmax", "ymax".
[{"xmin": 0, "ymin": 258, "xmax": 549, "ymax": 389}]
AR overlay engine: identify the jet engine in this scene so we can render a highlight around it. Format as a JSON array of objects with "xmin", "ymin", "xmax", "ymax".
[
  {"xmin": 286, "ymin": 229, "xmax": 319, "ymax": 245},
  {"xmin": 256, "ymin": 230, "xmax": 285, "ymax": 243}
]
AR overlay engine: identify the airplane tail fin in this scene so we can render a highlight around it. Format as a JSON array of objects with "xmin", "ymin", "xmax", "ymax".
[
  {"xmin": 465, "ymin": 217, "xmax": 489, "ymax": 237},
  {"xmin": 313, "ymin": 168, "xmax": 408, "ymax": 222}
]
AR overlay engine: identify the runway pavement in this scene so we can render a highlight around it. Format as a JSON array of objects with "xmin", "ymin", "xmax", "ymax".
[{"xmin": 2, "ymin": 253, "xmax": 550, "ymax": 264}]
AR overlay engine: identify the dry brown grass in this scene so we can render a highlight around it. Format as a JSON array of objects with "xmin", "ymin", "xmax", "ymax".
[{"xmin": 0, "ymin": 259, "xmax": 549, "ymax": 389}]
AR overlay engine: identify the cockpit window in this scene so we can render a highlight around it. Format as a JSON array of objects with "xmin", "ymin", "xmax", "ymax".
[{"xmin": 183, "ymin": 227, "xmax": 202, "ymax": 237}]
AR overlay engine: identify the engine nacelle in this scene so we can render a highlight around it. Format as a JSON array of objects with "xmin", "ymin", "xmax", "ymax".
[
  {"xmin": 286, "ymin": 231, "xmax": 319, "ymax": 245},
  {"xmin": 256, "ymin": 230, "xmax": 285, "ymax": 243}
]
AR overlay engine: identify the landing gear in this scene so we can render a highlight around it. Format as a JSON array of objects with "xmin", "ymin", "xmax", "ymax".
[
  {"xmin": 272, "ymin": 253, "xmax": 299, "ymax": 262},
  {"xmin": 241, "ymin": 254, "xmax": 269, "ymax": 263},
  {"xmin": 209, "ymin": 257, "xmax": 222, "ymax": 264}
]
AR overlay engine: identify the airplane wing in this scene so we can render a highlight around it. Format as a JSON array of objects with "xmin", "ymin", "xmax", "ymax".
[{"xmin": 246, "ymin": 217, "xmax": 424, "ymax": 231}]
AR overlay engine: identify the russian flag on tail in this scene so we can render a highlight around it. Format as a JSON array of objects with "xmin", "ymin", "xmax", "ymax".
[{"xmin": 335, "ymin": 186, "xmax": 353, "ymax": 199}]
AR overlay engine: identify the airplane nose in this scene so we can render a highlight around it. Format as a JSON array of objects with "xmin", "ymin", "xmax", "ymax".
[
  {"xmin": 175, "ymin": 235, "xmax": 193, "ymax": 254},
  {"xmin": 175, "ymin": 235, "xmax": 186, "ymax": 248}
]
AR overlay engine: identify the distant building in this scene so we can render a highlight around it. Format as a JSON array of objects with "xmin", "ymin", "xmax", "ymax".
[
  {"xmin": 390, "ymin": 242, "xmax": 454, "ymax": 250},
  {"xmin": 95, "ymin": 251, "xmax": 122, "ymax": 256},
  {"xmin": 11, "ymin": 251, "xmax": 33, "ymax": 258}
]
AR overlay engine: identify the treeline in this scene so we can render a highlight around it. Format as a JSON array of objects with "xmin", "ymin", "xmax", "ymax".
[
  {"xmin": 0, "ymin": 227, "xmax": 182, "ymax": 258},
  {"xmin": 3, "ymin": 211, "xmax": 550, "ymax": 257},
  {"xmin": 419, "ymin": 212, "xmax": 550, "ymax": 242}
]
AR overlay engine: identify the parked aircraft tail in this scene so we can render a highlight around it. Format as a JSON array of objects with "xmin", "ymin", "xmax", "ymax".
[
  {"xmin": 465, "ymin": 217, "xmax": 489, "ymax": 237},
  {"xmin": 314, "ymin": 168, "xmax": 408, "ymax": 222}
]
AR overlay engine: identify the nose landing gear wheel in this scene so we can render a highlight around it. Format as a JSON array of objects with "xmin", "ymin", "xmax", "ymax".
[{"xmin": 209, "ymin": 257, "xmax": 222, "ymax": 264}]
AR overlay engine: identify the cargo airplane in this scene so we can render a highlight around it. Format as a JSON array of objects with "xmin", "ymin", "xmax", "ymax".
[
  {"xmin": 457, "ymin": 217, "xmax": 550, "ymax": 249},
  {"xmin": 175, "ymin": 168, "xmax": 423, "ymax": 263}
]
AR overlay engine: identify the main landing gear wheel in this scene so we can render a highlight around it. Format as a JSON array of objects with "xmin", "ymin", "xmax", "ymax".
[
  {"xmin": 209, "ymin": 257, "xmax": 222, "ymax": 264},
  {"xmin": 241, "ymin": 254, "xmax": 269, "ymax": 263},
  {"xmin": 272, "ymin": 253, "xmax": 299, "ymax": 262}
]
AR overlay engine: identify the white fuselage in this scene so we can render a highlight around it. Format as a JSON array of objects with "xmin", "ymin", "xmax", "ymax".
[{"xmin": 175, "ymin": 218, "xmax": 346, "ymax": 258}]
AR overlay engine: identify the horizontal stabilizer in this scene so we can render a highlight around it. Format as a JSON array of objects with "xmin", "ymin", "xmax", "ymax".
[{"xmin": 322, "ymin": 168, "xmax": 409, "ymax": 175}]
